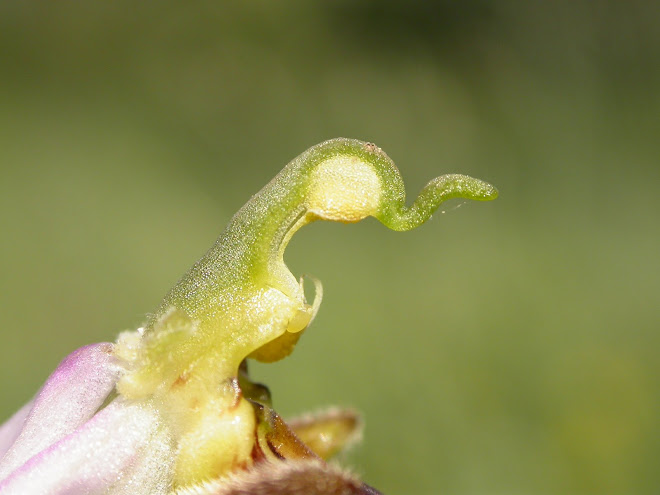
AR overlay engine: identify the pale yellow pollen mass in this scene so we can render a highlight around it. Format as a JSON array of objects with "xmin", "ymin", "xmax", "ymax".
[{"xmin": 307, "ymin": 155, "xmax": 381, "ymax": 222}]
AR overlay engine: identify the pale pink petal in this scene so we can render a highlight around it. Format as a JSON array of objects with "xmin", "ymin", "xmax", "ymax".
[
  {"xmin": 0, "ymin": 399, "xmax": 173, "ymax": 495},
  {"xmin": 0, "ymin": 343, "xmax": 121, "ymax": 479},
  {"xmin": 0, "ymin": 400, "xmax": 33, "ymax": 457},
  {"xmin": 106, "ymin": 411, "xmax": 173, "ymax": 495}
]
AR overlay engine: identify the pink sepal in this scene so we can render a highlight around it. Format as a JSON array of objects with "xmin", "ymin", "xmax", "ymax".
[
  {"xmin": 0, "ymin": 343, "xmax": 120, "ymax": 479},
  {"xmin": 0, "ymin": 400, "xmax": 33, "ymax": 458},
  {"xmin": 0, "ymin": 399, "xmax": 172, "ymax": 495}
]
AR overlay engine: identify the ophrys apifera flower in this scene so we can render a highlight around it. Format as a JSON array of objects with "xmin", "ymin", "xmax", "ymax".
[{"xmin": 0, "ymin": 138, "xmax": 497, "ymax": 494}]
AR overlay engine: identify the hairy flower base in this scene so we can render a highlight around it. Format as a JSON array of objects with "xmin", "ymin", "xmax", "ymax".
[
  {"xmin": 1, "ymin": 138, "xmax": 497, "ymax": 494},
  {"xmin": 178, "ymin": 460, "xmax": 381, "ymax": 495}
]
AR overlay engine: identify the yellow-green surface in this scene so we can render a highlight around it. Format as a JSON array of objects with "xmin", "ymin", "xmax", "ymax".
[{"xmin": 0, "ymin": 3, "xmax": 658, "ymax": 494}]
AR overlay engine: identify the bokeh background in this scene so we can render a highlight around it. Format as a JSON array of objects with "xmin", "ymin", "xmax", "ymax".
[{"xmin": 1, "ymin": 2, "xmax": 658, "ymax": 494}]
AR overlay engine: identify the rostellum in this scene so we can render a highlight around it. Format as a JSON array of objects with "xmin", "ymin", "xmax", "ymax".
[{"xmin": 0, "ymin": 138, "xmax": 497, "ymax": 495}]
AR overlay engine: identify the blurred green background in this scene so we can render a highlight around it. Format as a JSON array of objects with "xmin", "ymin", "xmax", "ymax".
[{"xmin": 1, "ymin": 2, "xmax": 658, "ymax": 494}]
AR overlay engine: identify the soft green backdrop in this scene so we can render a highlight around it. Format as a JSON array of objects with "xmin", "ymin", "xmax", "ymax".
[{"xmin": 1, "ymin": 2, "xmax": 658, "ymax": 494}]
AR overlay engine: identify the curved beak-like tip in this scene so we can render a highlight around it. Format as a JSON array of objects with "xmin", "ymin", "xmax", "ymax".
[
  {"xmin": 464, "ymin": 178, "xmax": 498, "ymax": 202},
  {"xmin": 485, "ymin": 183, "xmax": 499, "ymax": 200}
]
